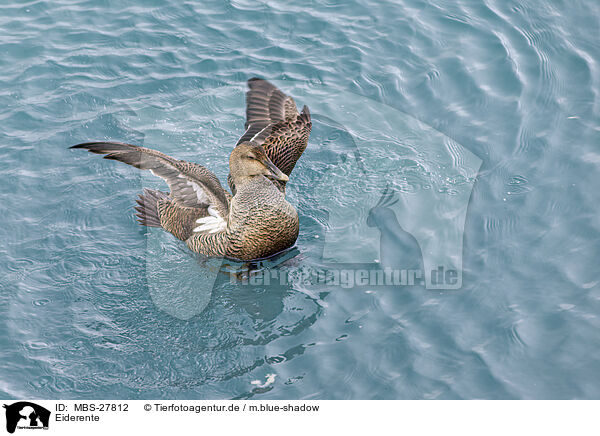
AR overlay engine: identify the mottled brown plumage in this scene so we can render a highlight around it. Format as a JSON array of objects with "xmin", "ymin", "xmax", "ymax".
[
  {"xmin": 70, "ymin": 78, "xmax": 311, "ymax": 261},
  {"xmin": 229, "ymin": 78, "xmax": 311, "ymax": 194}
]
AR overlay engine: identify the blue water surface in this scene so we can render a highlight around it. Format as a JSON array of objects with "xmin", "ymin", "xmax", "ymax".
[{"xmin": 1, "ymin": 0, "xmax": 599, "ymax": 399}]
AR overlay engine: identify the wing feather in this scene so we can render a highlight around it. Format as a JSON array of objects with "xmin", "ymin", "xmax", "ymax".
[
  {"xmin": 236, "ymin": 78, "xmax": 311, "ymax": 175},
  {"xmin": 71, "ymin": 141, "xmax": 230, "ymax": 223}
]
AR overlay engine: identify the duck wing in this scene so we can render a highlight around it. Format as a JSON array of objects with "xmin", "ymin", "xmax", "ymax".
[
  {"xmin": 71, "ymin": 142, "xmax": 230, "ymax": 230},
  {"xmin": 237, "ymin": 78, "xmax": 311, "ymax": 176}
]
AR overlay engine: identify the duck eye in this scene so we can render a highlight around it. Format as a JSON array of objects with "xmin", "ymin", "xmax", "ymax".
[{"xmin": 246, "ymin": 154, "xmax": 256, "ymax": 160}]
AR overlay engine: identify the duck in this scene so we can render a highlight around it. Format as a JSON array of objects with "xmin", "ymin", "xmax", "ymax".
[{"xmin": 71, "ymin": 78, "xmax": 312, "ymax": 261}]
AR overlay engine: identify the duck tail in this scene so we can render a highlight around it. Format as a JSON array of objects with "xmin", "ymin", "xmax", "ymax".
[{"xmin": 134, "ymin": 188, "xmax": 168, "ymax": 227}]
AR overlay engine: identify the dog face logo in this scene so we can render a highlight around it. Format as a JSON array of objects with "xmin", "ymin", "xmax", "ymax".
[{"xmin": 3, "ymin": 402, "xmax": 50, "ymax": 434}]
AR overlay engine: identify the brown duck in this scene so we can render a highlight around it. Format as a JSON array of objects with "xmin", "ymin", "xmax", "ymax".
[{"xmin": 71, "ymin": 78, "xmax": 311, "ymax": 260}]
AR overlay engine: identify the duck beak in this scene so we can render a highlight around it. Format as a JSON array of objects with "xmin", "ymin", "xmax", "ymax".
[{"xmin": 263, "ymin": 158, "xmax": 289, "ymax": 182}]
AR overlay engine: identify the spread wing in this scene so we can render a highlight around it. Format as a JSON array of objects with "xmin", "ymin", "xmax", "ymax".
[
  {"xmin": 231, "ymin": 78, "xmax": 312, "ymax": 193},
  {"xmin": 70, "ymin": 142, "xmax": 230, "ymax": 227}
]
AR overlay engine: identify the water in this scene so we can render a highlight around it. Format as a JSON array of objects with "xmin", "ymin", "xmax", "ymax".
[{"xmin": 1, "ymin": 0, "xmax": 599, "ymax": 399}]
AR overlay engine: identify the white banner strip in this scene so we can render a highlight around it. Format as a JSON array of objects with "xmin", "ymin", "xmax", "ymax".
[{"xmin": 1, "ymin": 400, "xmax": 597, "ymax": 436}]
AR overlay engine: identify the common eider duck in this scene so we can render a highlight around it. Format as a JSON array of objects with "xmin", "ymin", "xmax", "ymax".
[{"xmin": 71, "ymin": 78, "xmax": 311, "ymax": 261}]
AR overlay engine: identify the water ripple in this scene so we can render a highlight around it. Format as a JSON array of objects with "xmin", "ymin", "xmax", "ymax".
[{"xmin": 0, "ymin": 0, "xmax": 599, "ymax": 400}]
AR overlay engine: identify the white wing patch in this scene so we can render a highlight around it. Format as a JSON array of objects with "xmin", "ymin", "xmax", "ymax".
[
  {"xmin": 193, "ymin": 205, "xmax": 227, "ymax": 234},
  {"xmin": 250, "ymin": 124, "xmax": 271, "ymax": 142},
  {"xmin": 181, "ymin": 175, "xmax": 209, "ymax": 204}
]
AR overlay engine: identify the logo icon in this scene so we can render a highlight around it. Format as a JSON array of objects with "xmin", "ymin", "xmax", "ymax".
[{"xmin": 3, "ymin": 402, "xmax": 50, "ymax": 434}]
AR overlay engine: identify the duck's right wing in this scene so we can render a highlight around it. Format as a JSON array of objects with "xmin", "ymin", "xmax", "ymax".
[{"xmin": 71, "ymin": 142, "xmax": 230, "ymax": 231}]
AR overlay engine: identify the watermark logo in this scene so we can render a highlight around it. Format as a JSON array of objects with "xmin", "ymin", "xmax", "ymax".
[
  {"xmin": 3, "ymin": 402, "xmax": 50, "ymax": 434},
  {"xmin": 309, "ymin": 91, "xmax": 480, "ymax": 290},
  {"xmin": 231, "ymin": 266, "xmax": 459, "ymax": 289}
]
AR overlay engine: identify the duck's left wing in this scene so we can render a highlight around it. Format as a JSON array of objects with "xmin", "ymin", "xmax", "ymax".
[
  {"xmin": 237, "ymin": 78, "xmax": 311, "ymax": 176},
  {"xmin": 230, "ymin": 79, "xmax": 312, "ymax": 194},
  {"xmin": 71, "ymin": 142, "xmax": 230, "ymax": 228}
]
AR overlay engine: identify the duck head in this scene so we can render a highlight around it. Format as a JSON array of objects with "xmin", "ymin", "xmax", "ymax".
[{"xmin": 229, "ymin": 142, "xmax": 289, "ymax": 183}]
